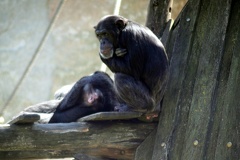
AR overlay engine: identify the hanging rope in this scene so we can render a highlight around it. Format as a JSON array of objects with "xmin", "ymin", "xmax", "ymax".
[{"xmin": 0, "ymin": 0, "xmax": 66, "ymax": 117}]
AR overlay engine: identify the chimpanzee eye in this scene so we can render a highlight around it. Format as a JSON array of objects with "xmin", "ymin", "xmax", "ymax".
[
  {"xmin": 96, "ymin": 32, "xmax": 110, "ymax": 39},
  {"xmin": 96, "ymin": 34, "xmax": 102, "ymax": 39}
]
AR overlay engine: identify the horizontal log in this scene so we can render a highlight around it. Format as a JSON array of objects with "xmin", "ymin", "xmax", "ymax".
[
  {"xmin": 7, "ymin": 113, "xmax": 40, "ymax": 124},
  {"xmin": 0, "ymin": 121, "xmax": 157, "ymax": 159}
]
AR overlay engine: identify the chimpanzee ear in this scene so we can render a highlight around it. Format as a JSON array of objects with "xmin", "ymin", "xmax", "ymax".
[
  {"xmin": 115, "ymin": 18, "xmax": 127, "ymax": 30},
  {"xmin": 93, "ymin": 26, "xmax": 97, "ymax": 29}
]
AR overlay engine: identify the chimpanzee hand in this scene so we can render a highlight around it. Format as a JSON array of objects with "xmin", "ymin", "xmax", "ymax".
[{"xmin": 115, "ymin": 48, "xmax": 127, "ymax": 57}]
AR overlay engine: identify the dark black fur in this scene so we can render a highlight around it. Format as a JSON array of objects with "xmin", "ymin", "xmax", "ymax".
[
  {"xmin": 94, "ymin": 15, "xmax": 169, "ymax": 113},
  {"xmin": 49, "ymin": 71, "xmax": 118, "ymax": 123}
]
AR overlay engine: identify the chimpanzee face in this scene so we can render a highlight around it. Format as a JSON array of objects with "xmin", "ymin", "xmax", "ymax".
[
  {"xmin": 94, "ymin": 15, "xmax": 127, "ymax": 59},
  {"xmin": 82, "ymin": 83, "xmax": 103, "ymax": 106}
]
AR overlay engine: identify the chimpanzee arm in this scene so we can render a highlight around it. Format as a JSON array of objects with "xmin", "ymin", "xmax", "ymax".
[
  {"xmin": 57, "ymin": 82, "xmax": 82, "ymax": 111},
  {"xmin": 101, "ymin": 55, "xmax": 131, "ymax": 73}
]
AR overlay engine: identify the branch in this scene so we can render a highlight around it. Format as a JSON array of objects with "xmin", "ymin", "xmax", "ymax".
[
  {"xmin": 146, "ymin": 0, "xmax": 173, "ymax": 38},
  {"xmin": 0, "ymin": 121, "xmax": 157, "ymax": 159}
]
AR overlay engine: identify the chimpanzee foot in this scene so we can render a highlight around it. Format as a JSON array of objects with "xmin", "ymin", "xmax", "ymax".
[
  {"xmin": 146, "ymin": 112, "xmax": 158, "ymax": 120},
  {"xmin": 114, "ymin": 104, "xmax": 130, "ymax": 112},
  {"xmin": 114, "ymin": 104, "xmax": 159, "ymax": 122},
  {"xmin": 138, "ymin": 112, "xmax": 159, "ymax": 122}
]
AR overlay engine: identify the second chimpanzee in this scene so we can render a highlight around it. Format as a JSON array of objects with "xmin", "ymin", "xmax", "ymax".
[
  {"xmin": 94, "ymin": 15, "xmax": 169, "ymax": 117},
  {"xmin": 49, "ymin": 71, "xmax": 119, "ymax": 123}
]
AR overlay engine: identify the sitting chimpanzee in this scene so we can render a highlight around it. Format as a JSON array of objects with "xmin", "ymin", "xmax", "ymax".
[
  {"xmin": 94, "ymin": 15, "xmax": 169, "ymax": 118},
  {"xmin": 49, "ymin": 71, "xmax": 119, "ymax": 123}
]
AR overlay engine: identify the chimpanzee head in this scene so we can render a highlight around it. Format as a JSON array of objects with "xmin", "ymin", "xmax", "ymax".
[
  {"xmin": 94, "ymin": 15, "xmax": 128, "ymax": 59},
  {"xmin": 82, "ymin": 83, "xmax": 103, "ymax": 107}
]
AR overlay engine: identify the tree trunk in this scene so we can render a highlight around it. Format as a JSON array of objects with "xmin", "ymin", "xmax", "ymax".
[
  {"xmin": 151, "ymin": 0, "xmax": 240, "ymax": 159},
  {"xmin": 146, "ymin": 0, "xmax": 173, "ymax": 38}
]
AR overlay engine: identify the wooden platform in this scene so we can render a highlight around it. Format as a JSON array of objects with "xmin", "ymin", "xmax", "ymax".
[{"xmin": 0, "ymin": 113, "xmax": 157, "ymax": 160}]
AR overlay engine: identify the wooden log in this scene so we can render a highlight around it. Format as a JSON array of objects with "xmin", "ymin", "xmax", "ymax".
[
  {"xmin": 152, "ymin": 0, "xmax": 204, "ymax": 159},
  {"xmin": 0, "ymin": 121, "xmax": 157, "ymax": 159},
  {"xmin": 208, "ymin": 1, "xmax": 240, "ymax": 159},
  {"xmin": 146, "ymin": 0, "xmax": 173, "ymax": 38},
  {"xmin": 78, "ymin": 112, "xmax": 143, "ymax": 122},
  {"xmin": 7, "ymin": 113, "xmax": 40, "ymax": 125},
  {"xmin": 152, "ymin": 0, "xmax": 240, "ymax": 159},
  {"xmin": 134, "ymin": 128, "xmax": 157, "ymax": 160}
]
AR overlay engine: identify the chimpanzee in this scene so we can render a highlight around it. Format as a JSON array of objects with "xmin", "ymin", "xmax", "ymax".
[
  {"xmin": 94, "ymin": 15, "xmax": 169, "ymax": 118},
  {"xmin": 49, "ymin": 71, "xmax": 119, "ymax": 123}
]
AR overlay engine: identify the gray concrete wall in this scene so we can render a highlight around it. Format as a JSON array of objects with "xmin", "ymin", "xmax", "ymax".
[{"xmin": 0, "ymin": 0, "xmax": 149, "ymax": 122}]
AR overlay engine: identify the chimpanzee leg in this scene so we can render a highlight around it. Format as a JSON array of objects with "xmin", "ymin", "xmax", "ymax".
[
  {"xmin": 114, "ymin": 73, "xmax": 155, "ymax": 113},
  {"xmin": 49, "ymin": 106, "xmax": 94, "ymax": 123}
]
